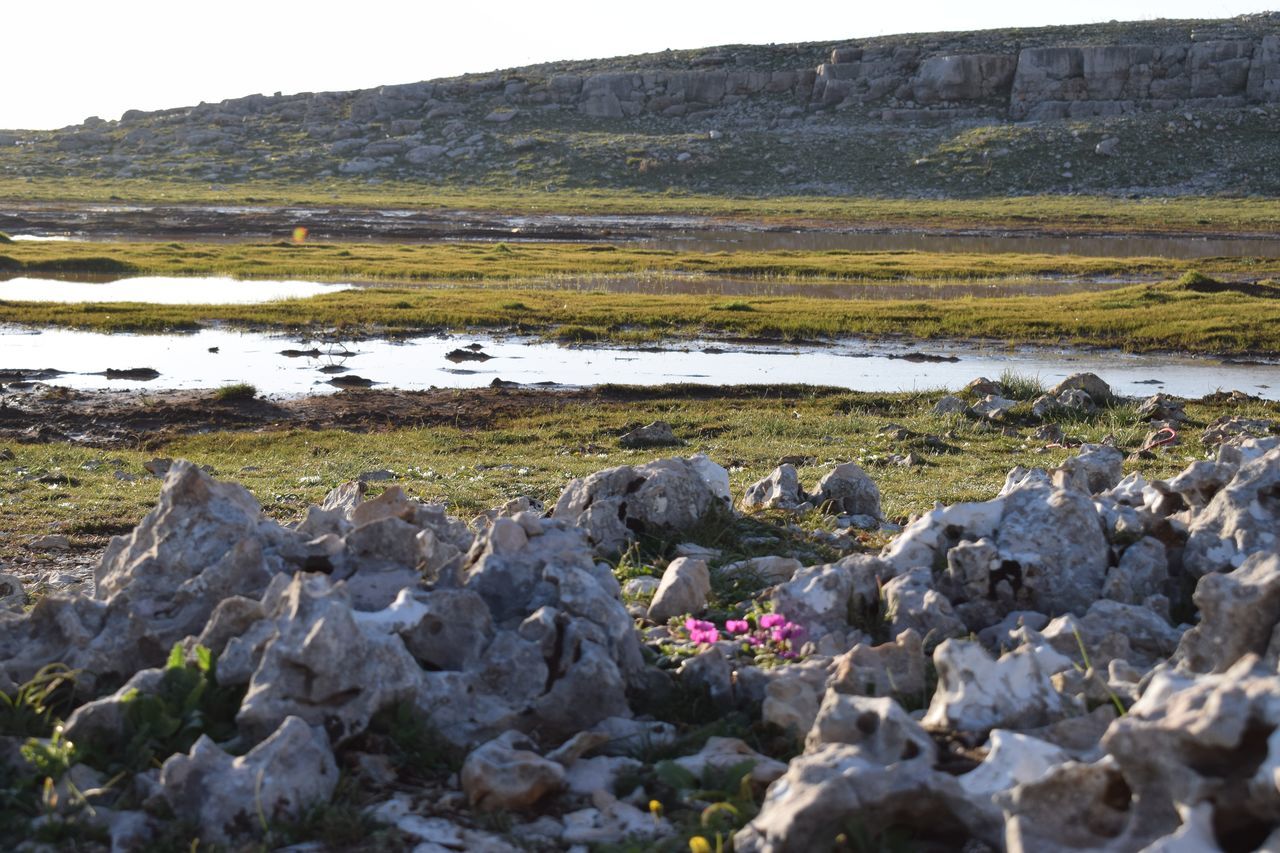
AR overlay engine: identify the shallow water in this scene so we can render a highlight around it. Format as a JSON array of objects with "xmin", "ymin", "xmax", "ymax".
[
  {"xmin": 521, "ymin": 274, "xmax": 1133, "ymax": 300},
  {"xmin": 639, "ymin": 229, "xmax": 1280, "ymax": 258},
  {"xmin": 6, "ymin": 204, "xmax": 1280, "ymax": 258},
  {"xmin": 2, "ymin": 326, "xmax": 1276, "ymax": 399},
  {"xmin": 0, "ymin": 276, "xmax": 353, "ymax": 304},
  {"xmin": 0, "ymin": 274, "xmax": 1131, "ymax": 303}
]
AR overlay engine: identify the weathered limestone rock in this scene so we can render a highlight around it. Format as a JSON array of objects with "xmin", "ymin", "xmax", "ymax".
[
  {"xmin": 671, "ymin": 737, "xmax": 788, "ymax": 794},
  {"xmin": 923, "ymin": 639, "xmax": 1074, "ymax": 732},
  {"xmin": 996, "ymin": 481, "xmax": 1110, "ymax": 615},
  {"xmin": 647, "ymin": 557, "xmax": 711, "ymax": 621},
  {"xmin": 1047, "ymin": 372, "xmax": 1113, "ymax": 404},
  {"xmin": 741, "ymin": 464, "xmax": 806, "ymax": 511},
  {"xmin": 159, "ymin": 717, "xmax": 338, "ymax": 843},
  {"xmin": 619, "ymin": 420, "xmax": 680, "ymax": 448},
  {"xmin": 959, "ymin": 730, "xmax": 1067, "ymax": 799},
  {"xmin": 1000, "ymin": 757, "xmax": 1166, "ymax": 851},
  {"xmin": 758, "ymin": 656, "xmax": 836, "ymax": 737},
  {"xmin": 810, "ymin": 462, "xmax": 881, "ymax": 518},
  {"xmin": 881, "ymin": 567, "xmax": 967, "ymax": 647},
  {"xmin": 1173, "ymin": 553, "xmax": 1280, "ymax": 674},
  {"xmin": 932, "ymin": 394, "xmax": 968, "ymax": 416},
  {"xmin": 1058, "ymin": 444, "xmax": 1124, "ymax": 495},
  {"xmin": 734, "ymin": 743, "xmax": 1001, "ymax": 852},
  {"xmin": 1183, "ymin": 447, "xmax": 1280, "ymax": 576},
  {"xmin": 95, "ymin": 460, "xmax": 280, "ymax": 603},
  {"xmin": 1040, "ymin": 600, "xmax": 1184, "ymax": 673},
  {"xmin": 552, "ymin": 456, "xmax": 729, "ymax": 555},
  {"xmin": 1103, "ymin": 655, "xmax": 1280, "ymax": 843},
  {"xmin": 771, "ymin": 554, "xmax": 886, "ymax": 637},
  {"xmin": 235, "ymin": 574, "xmax": 423, "ymax": 744},
  {"xmin": 806, "ymin": 691, "xmax": 935, "ymax": 764},
  {"xmin": 461, "ymin": 730, "xmax": 566, "ymax": 811},
  {"xmin": 912, "ymin": 54, "xmax": 1017, "ymax": 103},
  {"xmin": 830, "ymin": 628, "xmax": 927, "ymax": 702}
]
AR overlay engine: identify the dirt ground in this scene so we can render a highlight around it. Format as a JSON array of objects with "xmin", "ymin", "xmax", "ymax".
[{"xmin": 0, "ymin": 384, "xmax": 840, "ymax": 449}]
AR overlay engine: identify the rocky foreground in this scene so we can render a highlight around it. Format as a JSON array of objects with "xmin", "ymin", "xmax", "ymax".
[{"xmin": 2, "ymin": 374, "xmax": 1280, "ymax": 851}]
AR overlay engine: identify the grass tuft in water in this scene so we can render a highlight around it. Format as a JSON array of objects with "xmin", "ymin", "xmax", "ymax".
[
  {"xmin": 998, "ymin": 369, "xmax": 1046, "ymax": 401},
  {"xmin": 212, "ymin": 383, "xmax": 257, "ymax": 401}
]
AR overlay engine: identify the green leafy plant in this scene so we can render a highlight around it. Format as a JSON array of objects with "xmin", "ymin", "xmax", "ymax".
[
  {"xmin": 0, "ymin": 663, "xmax": 78, "ymax": 739},
  {"xmin": 82, "ymin": 643, "xmax": 243, "ymax": 774}
]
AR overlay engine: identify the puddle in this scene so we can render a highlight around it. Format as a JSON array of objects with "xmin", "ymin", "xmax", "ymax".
[
  {"xmin": 0, "ymin": 273, "xmax": 1133, "ymax": 305},
  {"xmin": 0, "ymin": 276, "xmax": 353, "ymax": 305},
  {"xmin": 2, "ymin": 326, "xmax": 1276, "ymax": 400},
  {"xmin": 519, "ymin": 274, "xmax": 1134, "ymax": 299}
]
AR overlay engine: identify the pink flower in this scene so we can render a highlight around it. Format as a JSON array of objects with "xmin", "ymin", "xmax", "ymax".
[
  {"xmin": 759, "ymin": 613, "xmax": 786, "ymax": 629},
  {"xmin": 725, "ymin": 620, "xmax": 751, "ymax": 634},
  {"xmin": 746, "ymin": 635, "xmax": 763, "ymax": 647},
  {"xmin": 690, "ymin": 627, "xmax": 720, "ymax": 644}
]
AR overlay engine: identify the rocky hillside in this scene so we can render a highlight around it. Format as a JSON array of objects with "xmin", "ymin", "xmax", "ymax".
[{"xmin": 2, "ymin": 13, "xmax": 1279, "ymax": 197}]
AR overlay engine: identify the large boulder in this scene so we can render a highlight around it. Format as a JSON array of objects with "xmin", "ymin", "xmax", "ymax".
[
  {"xmin": 159, "ymin": 716, "xmax": 338, "ymax": 843},
  {"xmin": 552, "ymin": 456, "xmax": 730, "ymax": 555},
  {"xmin": 1173, "ymin": 553, "xmax": 1280, "ymax": 674},
  {"xmin": 1183, "ymin": 447, "xmax": 1280, "ymax": 576}
]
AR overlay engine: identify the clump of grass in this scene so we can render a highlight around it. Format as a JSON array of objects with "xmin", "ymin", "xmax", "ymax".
[
  {"xmin": 998, "ymin": 369, "xmax": 1046, "ymax": 401},
  {"xmin": 554, "ymin": 324, "xmax": 601, "ymax": 342},
  {"xmin": 0, "ymin": 232, "xmax": 11, "ymax": 243},
  {"xmin": 213, "ymin": 382, "xmax": 257, "ymax": 401},
  {"xmin": 714, "ymin": 301, "xmax": 755, "ymax": 312}
]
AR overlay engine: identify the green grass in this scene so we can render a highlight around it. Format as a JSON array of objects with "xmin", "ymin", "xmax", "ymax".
[
  {"xmin": 1, "ymin": 242, "xmax": 1280, "ymax": 354},
  {"xmin": 4, "ymin": 387, "xmax": 1275, "ymax": 568},
  {"xmin": 4, "ymin": 239, "xmax": 1271, "ymax": 283},
  {"xmin": 2, "ymin": 273, "xmax": 1279, "ymax": 355}
]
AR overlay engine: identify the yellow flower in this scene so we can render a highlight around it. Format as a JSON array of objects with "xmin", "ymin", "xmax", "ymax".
[
  {"xmin": 689, "ymin": 837, "xmax": 713, "ymax": 853},
  {"xmin": 650, "ymin": 799, "xmax": 664, "ymax": 819}
]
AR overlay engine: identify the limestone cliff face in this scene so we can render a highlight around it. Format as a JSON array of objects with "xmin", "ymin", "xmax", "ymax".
[{"xmin": 85, "ymin": 17, "xmax": 1280, "ymax": 133}]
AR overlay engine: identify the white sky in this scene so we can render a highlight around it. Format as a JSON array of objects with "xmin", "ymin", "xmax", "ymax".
[{"xmin": 4, "ymin": 1, "xmax": 1274, "ymax": 129}]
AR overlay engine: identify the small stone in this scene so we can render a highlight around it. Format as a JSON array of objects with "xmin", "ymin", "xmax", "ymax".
[
  {"xmin": 618, "ymin": 421, "xmax": 680, "ymax": 448},
  {"xmin": 461, "ymin": 730, "xmax": 566, "ymax": 812},
  {"xmin": 647, "ymin": 557, "xmax": 711, "ymax": 622},
  {"xmin": 27, "ymin": 534, "xmax": 70, "ymax": 551}
]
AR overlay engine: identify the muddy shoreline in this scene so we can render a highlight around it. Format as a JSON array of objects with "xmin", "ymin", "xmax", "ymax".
[
  {"xmin": 2, "ymin": 384, "xmax": 1276, "ymax": 450},
  {"xmin": 4, "ymin": 201, "xmax": 1280, "ymax": 245},
  {"xmin": 0, "ymin": 384, "xmax": 835, "ymax": 448}
]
